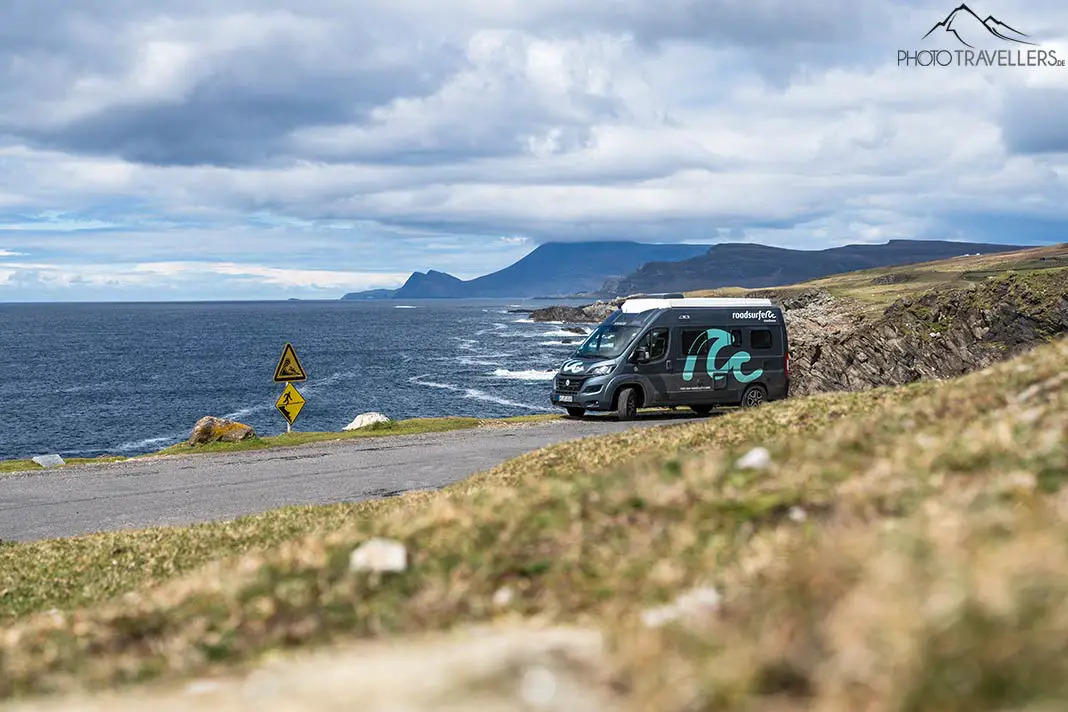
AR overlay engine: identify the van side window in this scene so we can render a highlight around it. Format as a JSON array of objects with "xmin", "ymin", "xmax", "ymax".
[
  {"xmin": 730, "ymin": 329, "xmax": 742, "ymax": 347},
  {"xmin": 750, "ymin": 329, "xmax": 773, "ymax": 350},
  {"xmin": 638, "ymin": 328, "xmax": 669, "ymax": 360},
  {"xmin": 680, "ymin": 329, "xmax": 709, "ymax": 357}
]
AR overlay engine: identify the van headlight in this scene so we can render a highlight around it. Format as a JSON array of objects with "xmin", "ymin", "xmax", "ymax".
[{"xmin": 588, "ymin": 364, "xmax": 613, "ymax": 376}]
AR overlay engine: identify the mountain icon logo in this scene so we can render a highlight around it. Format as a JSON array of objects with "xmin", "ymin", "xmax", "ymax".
[{"xmin": 922, "ymin": 4, "xmax": 1037, "ymax": 48}]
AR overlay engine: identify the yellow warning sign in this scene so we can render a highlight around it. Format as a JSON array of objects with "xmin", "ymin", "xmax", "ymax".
[
  {"xmin": 273, "ymin": 342, "xmax": 307, "ymax": 382},
  {"xmin": 275, "ymin": 382, "xmax": 306, "ymax": 425}
]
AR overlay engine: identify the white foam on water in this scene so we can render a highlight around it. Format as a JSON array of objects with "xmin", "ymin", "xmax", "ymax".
[
  {"xmin": 475, "ymin": 323, "xmax": 508, "ymax": 336},
  {"xmin": 489, "ymin": 368, "xmax": 556, "ymax": 381},
  {"xmin": 459, "ymin": 356, "xmax": 503, "ymax": 367},
  {"xmin": 408, "ymin": 375, "xmax": 553, "ymax": 411},
  {"xmin": 512, "ymin": 318, "xmax": 534, "ymax": 323},
  {"xmin": 116, "ymin": 434, "xmax": 183, "ymax": 453},
  {"xmin": 541, "ymin": 328, "xmax": 589, "ymax": 338},
  {"xmin": 393, "ymin": 305, "xmax": 417, "ymax": 309}
]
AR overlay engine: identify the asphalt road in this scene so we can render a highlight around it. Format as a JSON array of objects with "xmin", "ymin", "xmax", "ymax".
[{"xmin": 0, "ymin": 414, "xmax": 697, "ymax": 542}]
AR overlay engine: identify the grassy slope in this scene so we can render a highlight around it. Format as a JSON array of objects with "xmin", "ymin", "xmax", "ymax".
[
  {"xmin": 1, "ymin": 333, "xmax": 1066, "ymax": 710},
  {"xmin": 0, "ymin": 415, "xmax": 561, "ymax": 474},
  {"xmin": 687, "ymin": 242, "xmax": 1068, "ymax": 312}
]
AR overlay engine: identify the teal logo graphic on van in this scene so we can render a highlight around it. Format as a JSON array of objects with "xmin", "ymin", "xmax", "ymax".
[{"xmin": 682, "ymin": 329, "xmax": 763, "ymax": 383}]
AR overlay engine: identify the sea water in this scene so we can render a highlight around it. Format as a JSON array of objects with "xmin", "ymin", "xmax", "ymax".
[{"xmin": 0, "ymin": 299, "xmax": 592, "ymax": 461}]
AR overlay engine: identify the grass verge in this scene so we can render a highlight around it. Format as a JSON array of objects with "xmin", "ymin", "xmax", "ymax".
[
  {"xmin": 0, "ymin": 457, "xmax": 125, "ymax": 475},
  {"xmin": 1, "ymin": 338, "xmax": 1065, "ymax": 709},
  {"xmin": 0, "ymin": 414, "xmax": 563, "ymax": 474}
]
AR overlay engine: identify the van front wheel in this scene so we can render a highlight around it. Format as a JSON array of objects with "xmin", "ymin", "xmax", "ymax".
[
  {"xmin": 615, "ymin": 387, "xmax": 638, "ymax": 421},
  {"xmin": 565, "ymin": 407, "xmax": 585, "ymax": 418}
]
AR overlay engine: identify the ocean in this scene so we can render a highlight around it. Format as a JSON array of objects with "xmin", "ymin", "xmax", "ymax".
[{"xmin": 0, "ymin": 299, "xmax": 594, "ymax": 461}]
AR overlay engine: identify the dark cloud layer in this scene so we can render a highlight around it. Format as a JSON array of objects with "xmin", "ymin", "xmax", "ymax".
[
  {"xmin": 0, "ymin": 0, "xmax": 906, "ymax": 170},
  {"xmin": 1000, "ymin": 87, "xmax": 1068, "ymax": 155}
]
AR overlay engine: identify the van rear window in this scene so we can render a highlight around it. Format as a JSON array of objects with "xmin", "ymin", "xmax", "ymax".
[{"xmin": 750, "ymin": 329, "xmax": 773, "ymax": 350}]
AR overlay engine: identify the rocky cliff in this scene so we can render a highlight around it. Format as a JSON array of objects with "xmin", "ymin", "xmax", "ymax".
[{"xmin": 765, "ymin": 269, "xmax": 1068, "ymax": 396}]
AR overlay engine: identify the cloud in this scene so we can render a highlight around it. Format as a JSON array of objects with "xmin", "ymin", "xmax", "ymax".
[
  {"xmin": 0, "ymin": 249, "xmax": 25, "ymax": 257},
  {"xmin": 0, "ymin": 0, "xmax": 1066, "ymax": 299},
  {"xmin": 0, "ymin": 259, "xmax": 410, "ymax": 295}
]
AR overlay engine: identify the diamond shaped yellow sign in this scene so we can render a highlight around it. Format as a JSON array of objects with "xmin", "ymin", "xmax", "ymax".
[{"xmin": 275, "ymin": 382, "xmax": 306, "ymax": 425}]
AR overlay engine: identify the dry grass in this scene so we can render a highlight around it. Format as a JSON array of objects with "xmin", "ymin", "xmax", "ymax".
[
  {"xmin": 687, "ymin": 242, "xmax": 1068, "ymax": 313},
  {"xmin": 1, "ymin": 334, "xmax": 1065, "ymax": 709}
]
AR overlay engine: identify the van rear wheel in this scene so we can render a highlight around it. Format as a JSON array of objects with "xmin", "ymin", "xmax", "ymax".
[
  {"xmin": 565, "ymin": 407, "xmax": 585, "ymax": 418},
  {"xmin": 615, "ymin": 387, "xmax": 638, "ymax": 421},
  {"xmin": 741, "ymin": 384, "xmax": 767, "ymax": 408}
]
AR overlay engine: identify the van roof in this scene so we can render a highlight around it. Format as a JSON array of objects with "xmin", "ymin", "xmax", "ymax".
[{"xmin": 620, "ymin": 297, "xmax": 775, "ymax": 313}]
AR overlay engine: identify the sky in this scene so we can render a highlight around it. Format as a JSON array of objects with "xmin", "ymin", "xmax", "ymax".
[{"xmin": 0, "ymin": 0, "xmax": 1066, "ymax": 301}]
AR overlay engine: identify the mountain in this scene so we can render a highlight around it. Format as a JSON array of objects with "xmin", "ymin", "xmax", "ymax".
[
  {"xmin": 394, "ymin": 270, "xmax": 465, "ymax": 298},
  {"xmin": 341, "ymin": 241, "xmax": 711, "ymax": 299},
  {"xmin": 599, "ymin": 240, "xmax": 1027, "ymax": 296},
  {"xmin": 922, "ymin": 3, "xmax": 1035, "ymax": 47}
]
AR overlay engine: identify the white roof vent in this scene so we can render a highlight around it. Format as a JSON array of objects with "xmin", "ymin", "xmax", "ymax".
[{"xmin": 621, "ymin": 297, "xmax": 775, "ymax": 313}]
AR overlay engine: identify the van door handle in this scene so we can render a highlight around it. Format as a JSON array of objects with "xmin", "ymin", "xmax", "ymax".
[{"xmin": 666, "ymin": 360, "xmax": 672, "ymax": 371}]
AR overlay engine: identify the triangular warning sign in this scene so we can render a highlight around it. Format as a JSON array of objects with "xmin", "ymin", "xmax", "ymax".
[{"xmin": 273, "ymin": 342, "xmax": 307, "ymax": 382}]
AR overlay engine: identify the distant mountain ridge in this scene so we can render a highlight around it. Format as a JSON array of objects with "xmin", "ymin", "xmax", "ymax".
[
  {"xmin": 600, "ymin": 240, "xmax": 1025, "ymax": 296},
  {"xmin": 341, "ymin": 241, "xmax": 712, "ymax": 299},
  {"xmin": 341, "ymin": 239, "xmax": 1028, "ymax": 300}
]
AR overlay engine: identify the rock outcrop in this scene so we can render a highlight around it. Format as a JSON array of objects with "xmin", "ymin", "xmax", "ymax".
[
  {"xmin": 529, "ymin": 298, "xmax": 625, "ymax": 324},
  {"xmin": 344, "ymin": 412, "xmax": 391, "ymax": 431},
  {"xmin": 760, "ymin": 271, "xmax": 1068, "ymax": 396},
  {"xmin": 187, "ymin": 417, "xmax": 256, "ymax": 446}
]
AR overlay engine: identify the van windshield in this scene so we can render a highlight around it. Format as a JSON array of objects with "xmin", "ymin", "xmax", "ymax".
[{"xmin": 575, "ymin": 324, "xmax": 644, "ymax": 359}]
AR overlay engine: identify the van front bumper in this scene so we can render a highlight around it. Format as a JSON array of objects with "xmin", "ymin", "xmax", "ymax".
[{"xmin": 550, "ymin": 376, "xmax": 613, "ymax": 410}]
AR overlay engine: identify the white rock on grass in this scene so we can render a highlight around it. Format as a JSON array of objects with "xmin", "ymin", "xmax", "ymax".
[
  {"xmin": 735, "ymin": 446, "xmax": 772, "ymax": 471},
  {"xmin": 492, "ymin": 586, "xmax": 515, "ymax": 608},
  {"xmin": 640, "ymin": 586, "xmax": 722, "ymax": 628},
  {"xmin": 31, "ymin": 454, "xmax": 65, "ymax": 468},
  {"xmin": 343, "ymin": 412, "xmax": 391, "ymax": 431},
  {"xmin": 349, "ymin": 538, "xmax": 408, "ymax": 573}
]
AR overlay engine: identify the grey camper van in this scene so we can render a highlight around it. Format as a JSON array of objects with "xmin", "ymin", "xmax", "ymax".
[{"xmin": 550, "ymin": 297, "xmax": 790, "ymax": 420}]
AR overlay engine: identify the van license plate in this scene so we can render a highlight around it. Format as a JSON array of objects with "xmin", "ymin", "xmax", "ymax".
[{"xmin": 559, "ymin": 395, "xmax": 574, "ymax": 403}]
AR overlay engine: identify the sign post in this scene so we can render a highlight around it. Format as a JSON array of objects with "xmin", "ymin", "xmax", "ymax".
[{"xmin": 273, "ymin": 342, "xmax": 308, "ymax": 432}]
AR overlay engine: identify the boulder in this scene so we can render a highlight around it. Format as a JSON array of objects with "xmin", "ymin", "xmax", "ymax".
[
  {"xmin": 31, "ymin": 454, "xmax": 65, "ymax": 468},
  {"xmin": 344, "ymin": 412, "xmax": 391, "ymax": 431},
  {"xmin": 187, "ymin": 416, "xmax": 256, "ymax": 446}
]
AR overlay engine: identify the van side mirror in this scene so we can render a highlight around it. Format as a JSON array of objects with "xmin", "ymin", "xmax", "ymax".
[{"xmin": 633, "ymin": 346, "xmax": 650, "ymax": 363}]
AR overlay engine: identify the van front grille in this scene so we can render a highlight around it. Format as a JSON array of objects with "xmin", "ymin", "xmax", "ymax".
[{"xmin": 555, "ymin": 376, "xmax": 586, "ymax": 393}]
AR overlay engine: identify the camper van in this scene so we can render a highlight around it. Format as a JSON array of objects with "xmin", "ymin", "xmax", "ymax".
[{"xmin": 550, "ymin": 297, "xmax": 790, "ymax": 420}]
